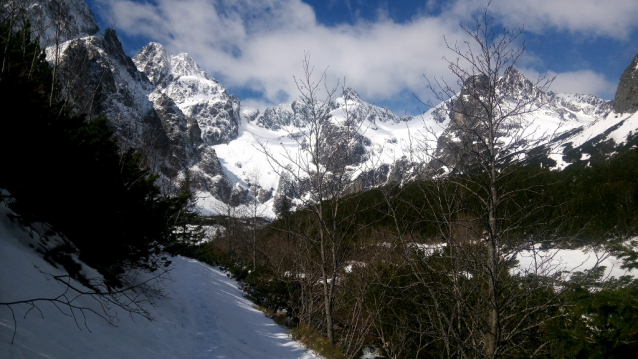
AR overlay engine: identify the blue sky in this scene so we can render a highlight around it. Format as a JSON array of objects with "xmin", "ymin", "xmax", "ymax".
[{"xmin": 86, "ymin": 0, "xmax": 638, "ymax": 115}]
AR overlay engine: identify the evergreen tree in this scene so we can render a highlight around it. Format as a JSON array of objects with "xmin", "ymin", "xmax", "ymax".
[{"xmin": 0, "ymin": 20, "xmax": 193, "ymax": 286}]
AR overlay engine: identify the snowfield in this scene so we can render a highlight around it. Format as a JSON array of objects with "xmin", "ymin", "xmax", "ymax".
[{"xmin": 0, "ymin": 201, "xmax": 320, "ymax": 359}]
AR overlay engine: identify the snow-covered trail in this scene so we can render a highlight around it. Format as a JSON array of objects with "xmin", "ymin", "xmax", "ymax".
[
  {"xmin": 0, "ymin": 201, "xmax": 319, "ymax": 359},
  {"xmin": 167, "ymin": 257, "xmax": 318, "ymax": 359}
]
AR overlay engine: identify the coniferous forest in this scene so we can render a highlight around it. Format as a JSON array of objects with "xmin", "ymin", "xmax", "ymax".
[{"xmin": 0, "ymin": 21, "xmax": 194, "ymax": 287}]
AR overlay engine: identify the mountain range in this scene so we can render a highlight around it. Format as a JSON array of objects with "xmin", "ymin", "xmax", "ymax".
[{"xmin": 12, "ymin": 0, "xmax": 638, "ymax": 218}]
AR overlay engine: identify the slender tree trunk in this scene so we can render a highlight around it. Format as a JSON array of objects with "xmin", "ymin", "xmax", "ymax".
[{"xmin": 485, "ymin": 118, "xmax": 499, "ymax": 358}]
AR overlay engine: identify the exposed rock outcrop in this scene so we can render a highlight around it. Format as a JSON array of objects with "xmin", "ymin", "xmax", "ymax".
[
  {"xmin": 614, "ymin": 53, "xmax": 638, "ymax": 114},
  {"xmin": 134, "ymin": 43, "xmax": 241, "ymax": 146},
  {"xmin": 1, "ymin": 0, "xmax": 98, "ymax": 46}
]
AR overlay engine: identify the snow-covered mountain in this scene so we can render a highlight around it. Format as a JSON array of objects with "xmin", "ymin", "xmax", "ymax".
[
  {"xmin": 46, "ymin": 27, "xmax": 231, "ymax": 193},
  {"xmin": 7, "ymin": 0, "xmax": 230, "ymax": 197},
  {"xmin": 10, "ymin": 0, "xmax": 638, "ymax": 218},
  {"xmin": 213, "ymin": 65, "xmax": 619, "ymax": 208},
  {"xmin": 46, "ymin": 28, "xmax": 157, "ymax": 145},
  {"xmin": 134, "ymin": 42, "xmax": 241, "ymax": 147}
]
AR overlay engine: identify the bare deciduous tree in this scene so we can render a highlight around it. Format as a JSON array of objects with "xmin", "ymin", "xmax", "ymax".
[
  {"xmin": 244, "ymin": 166, "xmax": 267, "ymax": 271},
  {"xmin": 383, "ymin": 8, "xmax": 581, "ymax": 358},
  {"xmin": 257, "ymin": 53, "xmax": 374, "ymax": 345}
]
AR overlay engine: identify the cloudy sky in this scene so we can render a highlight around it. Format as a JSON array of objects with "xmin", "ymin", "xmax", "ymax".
[{"xmin": 86, "ymin": 0, "xmax": 638, "ymax": 115}]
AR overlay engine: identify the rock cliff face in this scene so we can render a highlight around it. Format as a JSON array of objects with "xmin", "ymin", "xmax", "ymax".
[
  {"xmin": 1, "ymin": 0, "xmax": 98, "ymax": 46},
  {"xmin": 24, "ymin": 0, "xmax": 229, "ymax": 193},
  {"xmin": 614, "ymin": 53, "xmax": 638, "ymax": 114},
  {"xmin": 134, "ymin": 43, "xmax": 241, "ymax": 146},
  {"xmin": 48, "ymin": 29, "xmax": 156, "ymax": 141}
]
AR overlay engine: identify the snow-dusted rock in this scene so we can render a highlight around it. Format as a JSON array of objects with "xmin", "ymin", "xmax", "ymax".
[
  {"xmin": 42, "ymin": 16, "xmax": 228, "ymax": 191},
  {"xmin": 47, "ymin": 29, "xmax": 157, "ymax": 146},
  {"xmin": 614, "ymin": 53, "xmax": 638, "ymax": 114},
  {"xmin": 134, "ymin": 43, "xmax": 241, "ymax": 146},
  {"xmin": 1, "ymin": 0, "xmax": 98, "ymax": 46}
]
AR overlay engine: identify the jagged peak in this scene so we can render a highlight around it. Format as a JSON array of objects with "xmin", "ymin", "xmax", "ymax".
[
  {"xmin": 340, "ymin": 87, "xmax": 362, "ymax": 101},
  {"xmin": 140, "ymin": 42, "xmax": 169, "ymax": 57},
  {"xmin": 171, "ymin": 53, "xmax": 209, "ymax": 79},
  {"xmin": 500, "ymin": 67, "xmax": 534, "ymax": 88},
  {"xmin": 134, "ymin": 44, "xmax": 213, "ymax": 84},
  {"xmin": 133, "ymin": 42, "xmax": 171, "ymax": 86},
  {"xmin": 458, "ymin": 67, "xmax": 534, "ymax": 95},
  {"xmin": 502, "ymin": 66, "xmax": 525, "ymax": 80}
]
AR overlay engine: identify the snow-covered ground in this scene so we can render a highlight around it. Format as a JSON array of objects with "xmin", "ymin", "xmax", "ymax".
[
  {"xmin": 416, "ymin": 242, "xmax": 637, "ymax": 279},
  {"xmin": 516, "ymin": 246, "xmax": 636, "ymax": 279},
  {"xmin": 0, "ymin": 201, "xmax": 320, "ymax": 359},
  {"xmin": 549, "ymin": 111, "xmax": 638, "ymax": 169},
  {"xmin": 3, "ymin": 190, "xmax": 636, "ymax": 358}
]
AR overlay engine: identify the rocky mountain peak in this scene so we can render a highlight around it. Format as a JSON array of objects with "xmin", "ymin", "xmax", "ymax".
[
  {"xmin": 133, "ymin": 44, "xmax": 212, "ymax": 85},
  {"xmin": 170, "ymin": 53, "xmax": 209, "ymax": 79},
  {"xmin": 501, "ymin": 67, "xmax": 534, "ymax": 92},
  {"xmin": 340, "ymin": 87, "xmax": 362, "ymax": 102},
  {"xmin": 133, "ymin": 42, "xmax": 171, "ymax": 86},
  {"xmin": 134, "ymin": 42, "xmax": 240, "ymax": 146},
  {"xmin": 613, "ymin": 53, "xmax": 638, "ymax": 113}
]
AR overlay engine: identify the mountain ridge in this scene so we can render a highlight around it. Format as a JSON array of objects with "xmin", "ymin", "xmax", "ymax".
[{"xmin": 8, "ymin": 0, "xmax": 638, "ymax": 217}]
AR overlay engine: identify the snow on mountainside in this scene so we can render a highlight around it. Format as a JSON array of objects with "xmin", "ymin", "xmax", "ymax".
[
  {"xmin": 43, "ymin": 26, "xmax": 227, "ymax": 194},
  {"xmin": 7, "ymin": 0, "xmax": 636, "ymax": 218},
  {"xmin": 213, "ymin": 74, "xmax": 614, "ymax": 217},
  {"xmin": 214, "ymin": 91, "xmax": 429, "ymax": 204},
  {"xmin": 134, "ymin": 42, "xmax": 241, "ymax": 146},
  {"xmin": 45, "ymin": 29, "xmax": 157, "ymax": 146},
  {"xmin": 549, "ymin": 111, "xmax": 638, "ymax": 169},
  {"xmin": 0, "ymin": 199, "xmax": 322, "ymax": 359},
  {"xmin": 254, "ymin": 88, "xmax": 410, "ymax": 131},
  {"xmin": 2, "ymin": 0, "xmax": 98, "ymax": 46},
  {"xmin": 27, "ymin": 1, "xmax": 231, "ymax": 197}
]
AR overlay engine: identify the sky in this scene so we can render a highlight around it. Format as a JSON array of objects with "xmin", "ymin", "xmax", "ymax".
[{"xmin": 85, "ymin": 0, "xmax": 638, "ymax": 115}]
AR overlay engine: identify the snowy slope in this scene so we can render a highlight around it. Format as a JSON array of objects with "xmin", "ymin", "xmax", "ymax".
[
  {"xmin": 207, "ymin": 82, "xmax": 611, "ymax": 217},
  {"xmin": 0, "ymin": 201, "xmax": 320, "ymax": 359},
  {"xmin": 2, "ymin": 197, "xmax": 635, "ymax": 359},
  {"xmin": 208, "ymin": 93, "xmax": 438, "ymax": 217},
  {"xmin": 549, "ymin": 111, "xmax": 638, "ymax": 169}
]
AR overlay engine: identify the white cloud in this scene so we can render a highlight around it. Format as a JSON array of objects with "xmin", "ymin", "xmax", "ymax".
[
  {"xmin": 520, "ymin": 68, "xmax": 617, "ymax": 99},
  {"xmin": 95, "ymin": 0, "xmax": 628, "ymax": 112},
  {"xmin": 450, "ymin": 0, "xmax": 638, "ymax": 39},
  {"xmin": 549, "ymin": 70, "xmax": 617, "ymax": 99},
  {"xmin": 96, "ymin": 0, "xmax": 471, "ymax": 109}
]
